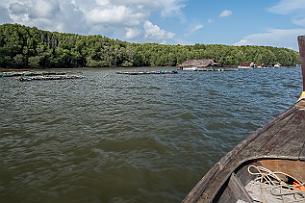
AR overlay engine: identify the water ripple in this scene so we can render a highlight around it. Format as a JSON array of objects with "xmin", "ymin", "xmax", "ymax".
[{"xmin": 0, "ymin": 67, "xmax": 302, "ymax": 203}]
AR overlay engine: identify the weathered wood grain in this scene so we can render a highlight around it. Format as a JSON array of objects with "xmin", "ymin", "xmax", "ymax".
[
  {"xmin": 260, "ymin": 110, "xmax": 305, "ymax": 159},
  {"xmin": 228, "ymin": 173, "xmax": 252, "ymax": 202}
]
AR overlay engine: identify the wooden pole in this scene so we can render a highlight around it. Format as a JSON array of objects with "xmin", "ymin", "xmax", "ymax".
[{"xmin": 298, "ymin": 35, "xmax": 305, "ymax": 91}]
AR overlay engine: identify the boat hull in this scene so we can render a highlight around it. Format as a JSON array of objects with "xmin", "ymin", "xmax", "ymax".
[{"xmin": 183, "ymin": 100, "xmax": 305, "ymax": 203}]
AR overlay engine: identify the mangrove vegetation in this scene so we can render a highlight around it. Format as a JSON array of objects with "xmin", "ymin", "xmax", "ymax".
[{"xmin": 0, "ymin": 24, "xmax": 300, "ymax": 68}]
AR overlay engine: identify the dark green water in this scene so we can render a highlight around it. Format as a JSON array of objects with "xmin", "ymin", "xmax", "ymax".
[{"xmin": 0, "ymin": 67, "xmax": 302, "ymax": 203}]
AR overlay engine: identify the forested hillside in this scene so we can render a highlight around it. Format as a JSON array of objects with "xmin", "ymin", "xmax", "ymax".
[{"xmin": 0, "ymin": 24, "xmax": 299, "ymax": 68}]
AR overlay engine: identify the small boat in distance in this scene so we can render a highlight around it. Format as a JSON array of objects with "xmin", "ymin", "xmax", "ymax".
[
  {"xmin": 181, "ymin": 67, "xmax": 198, "ymax": 71},
  {"xmin": 237, "ymin": 62, "xmax": 256, "ymax": 69},
  {"xmin": 183, "ymin": 36, "xmax": 305, "ymax": 203}
]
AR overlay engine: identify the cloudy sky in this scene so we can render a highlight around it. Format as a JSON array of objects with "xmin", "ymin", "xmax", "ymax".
[{"xmin": 1, "ymin": 0, "xmax": 305, "ymax": 49}]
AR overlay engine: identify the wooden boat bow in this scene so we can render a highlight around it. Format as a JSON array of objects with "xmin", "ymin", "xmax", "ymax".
[{"xmin": 183, "ymin": 36, "xmax": 305, "ymax": 203}]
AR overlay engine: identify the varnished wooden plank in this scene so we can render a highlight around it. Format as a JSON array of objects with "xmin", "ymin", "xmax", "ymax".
[{"xmin": 260, "ymin": 160, "xmax": 305, "ymax": 181}]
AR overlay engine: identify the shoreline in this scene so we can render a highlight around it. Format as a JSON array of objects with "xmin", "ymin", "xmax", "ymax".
[{"xmin": 0, "ymin": 65, "xmax": 298, "ymax": 72}]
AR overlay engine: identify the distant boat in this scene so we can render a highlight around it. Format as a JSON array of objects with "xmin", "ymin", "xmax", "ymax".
[
  {"xmin": 274, "ymin": 63, "xmax": 281, "ymax": 68},
  {"xmin": 238, "ymin": 62, "xmax": 256, "ymax": 69},
  {"xmin": 237, "ymin": 65, "xmax": 252, "ymax": 69},
  {"xmin": 256, "ymin": 63, "xmax": 266, "ymax": 68},
  {"xmin": 181, "ymin": 67, "xmax": 198, "ymax": 71},
  {"xmin": 182, "ymin": 36, "xmax": 305, "ymax": 203}
]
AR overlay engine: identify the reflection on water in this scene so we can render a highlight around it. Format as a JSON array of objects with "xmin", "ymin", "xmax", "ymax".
[{"xmin": 0, "ymin": 67, "xmax": 302, "ymax": 203}]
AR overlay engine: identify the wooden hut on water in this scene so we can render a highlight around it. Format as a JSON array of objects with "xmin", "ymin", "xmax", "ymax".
[
  {"xmin": 182, "ymin": 36, "xmax": 305, "ymax": 203},
  {"xmin": 178, "ymin": 59, "xmax": 219, "ymax": 70}
]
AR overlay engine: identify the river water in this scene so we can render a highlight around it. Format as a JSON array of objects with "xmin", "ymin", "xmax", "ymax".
[{"xmin": 0, "ymin": 67, "xmax": 302, "ymax": 203}]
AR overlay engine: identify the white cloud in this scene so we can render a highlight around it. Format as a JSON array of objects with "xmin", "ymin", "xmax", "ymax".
[
  {"xmin": 0, "ymin": 0, "xmax": 183, "ymax": 42},
  {"xmin": 9, "ymin": 2, "xmax": 28, "ymax": 14},
  {"xmin": 2, "ymin": 0, "xmax": 88, "ymax": 33},
  {"xmin": 144, "ymin": 20, "xmax": 175, "ymax": 41},
  {"xmin": 29, "ymin": 0, "xmax": 59, "ymax": 19},
  {"xmin": 235, "ymin": 28, "xmax": 305, "ymax": 50},
  {"xmin": 292, "ymin": 18, "xmax": 305, "ymax": 27},
  {"xmin": 268, "ymin": 0, "xmax": 305, "ymax": 34},
  {"xmin": 86, "ymin": 6, "xmax": 145, "ymax": 26},
  {"xmin": 268, "ymin": 0, "xmax": 305, "ymax": 15},
  {"xmin": 93, "ymin": 0, "xmax": 185, "ymax": 17},
  {"xmin": 96, "ymin": 0, "xmax": 110, "ymax": 6},
  {"xmin": 249, "ymin": 1, "xmax": 305, "ymax": 50},
  {"xmin": 125, "ymin": 27, "xmax": 141, "ymax": 39},
  {"xmin": 189, "ymin": 23, "xmax": 203, "ymax": 33},
  {"xmin": 219, "ymin": 9, "xmax": 232, "ymax": 18},
  {"xmin": 0, "ymin": 6, "xmax": 11, "ymax": 24},
  {"xmin": 157, "ymin": 0, "xmax": 185, "ymax": 17}
]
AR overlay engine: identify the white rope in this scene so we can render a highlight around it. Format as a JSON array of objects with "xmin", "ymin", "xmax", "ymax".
[{"xmin": 247, "ymin": 165, "xmax": 305, "ymax": 203}]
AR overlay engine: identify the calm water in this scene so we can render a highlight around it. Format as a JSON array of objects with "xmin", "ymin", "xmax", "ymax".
[{"xmin": 0, "ymin": 67, "xmax": 302, "ymax": 203}]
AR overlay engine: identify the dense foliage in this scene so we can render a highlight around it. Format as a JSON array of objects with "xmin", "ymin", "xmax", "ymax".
[{"xmin": 0, "ymin": 24, "xmax": 299, "ymax": 68}]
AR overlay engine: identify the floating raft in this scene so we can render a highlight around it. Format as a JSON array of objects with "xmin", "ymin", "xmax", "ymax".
[
  {"xmin": 179, "ymin": 67, "xmax": 238, "ymax": 71},
  {"xmin": 194, "ymin": 68, "xmax": 238, "ymax": 72},
  {"xmin": 116, "ymin": 70, "xmax": 178, "ymax": 75},
  {"xmin": 17, "ymin": 75, "xmax": 84, "ymax": 82},
  {"xmin": 182, "ymin": 36, "xmax": 305, "ymax": 203},
  {"xmin": 0, "ymin": 71, "xmax": 68, "ymax": 78}
]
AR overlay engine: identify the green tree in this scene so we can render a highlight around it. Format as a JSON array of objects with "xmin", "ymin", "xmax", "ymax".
[{"xmin": 0, "ymin": 23, "xmax": 300, "ymax": 69}]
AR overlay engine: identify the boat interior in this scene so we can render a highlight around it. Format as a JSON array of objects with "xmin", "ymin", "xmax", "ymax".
[{"xmin": 214, "ymin": 159, "xmax": 305, "ymax": 203}]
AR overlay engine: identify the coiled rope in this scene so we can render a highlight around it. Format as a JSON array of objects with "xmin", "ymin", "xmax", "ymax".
[{"xmin": 247, "ymin": 165, "xmax": 305, "ymax": 203}]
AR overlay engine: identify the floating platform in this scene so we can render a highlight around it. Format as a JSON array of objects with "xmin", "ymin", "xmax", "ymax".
[
  {"xmin": 179, "ymin": 67, "xmax": 238, "ymax": 71},
  {"xmin": 194, "ymin": 68, "xmax": 238, "ymax": 72},
  {"xmin": 17, "ymin": 75, "xmax": 84, "ymax": 82},
  {"xmin": 116, "ymin": 70, "xmax": 178, "ymax": 75},
  {"xmin": 0, "ymin": 71, "xmax": 68, "ymax": 78}
]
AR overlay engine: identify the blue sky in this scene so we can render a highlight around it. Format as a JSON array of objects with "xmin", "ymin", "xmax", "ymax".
[{"xmin": 1, "ymin": 0, "xmax": 305, "ymax": 49}]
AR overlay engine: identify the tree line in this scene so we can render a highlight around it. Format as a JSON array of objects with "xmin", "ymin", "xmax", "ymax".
[{"xmin": 0, "ymin": 24, "xmax": 300, "ymax": 68}]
